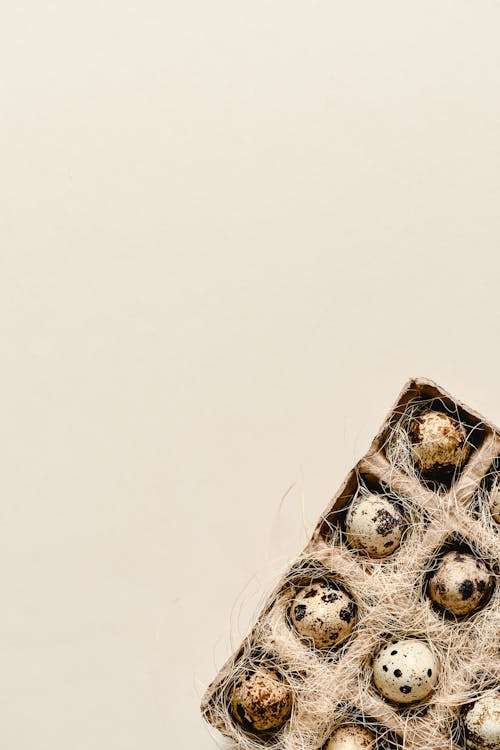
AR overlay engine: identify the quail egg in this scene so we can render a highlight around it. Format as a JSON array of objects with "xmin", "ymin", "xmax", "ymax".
[
  {"xmin": 409, "ymin": 410, "xmax": 471, "ymax": 477},
  {"xmin": 345, "ymin": 494, "xmax": 403, "ymax": 558},
  {"xmin": 372, "ymin": 638, "xmax": 439, "ymax": 704},
  {"xmin": 231, "ymin": 668, "xmax": 292, "ymax": 732},
  {"xmin": 325, "ymin": 725, "xmax": 376, "ymax": 749},
  {"xmin": 463, "ymin": 693, "xmax": 500, "ymax": 749},
  {"xmin": 290, "ymin": 579, "xmax": 357, "ymax": 649},
  {"xmin": 428, "ymin": 550, "xmax": 494, "ymax": 617}
]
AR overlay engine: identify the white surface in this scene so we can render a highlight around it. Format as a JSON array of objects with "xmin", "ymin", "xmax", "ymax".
[{"xmin": 1, "ymin": 1, "xmax": 500, "ymax": 748}]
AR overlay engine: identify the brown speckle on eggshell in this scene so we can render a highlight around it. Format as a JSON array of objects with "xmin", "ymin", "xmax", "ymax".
[
  {"xmin": 428, "ymin": 550, "xmax": 494, "ymax": 617},
  {"xmin": 409, "ymin": 410, "xmax": 471, "ymax": 477},
  {"xmin": 231, "ymin": 668, "xmax": 292, "ymax": 732},
  {"xmin": 290, "ymin": 579, "xmax": 357, "ymax": 649},
  {"xmin": 325, "ymin": 724, "xmax": 376, "ymax": 750}
]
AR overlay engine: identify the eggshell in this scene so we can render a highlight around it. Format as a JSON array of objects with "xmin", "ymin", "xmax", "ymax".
[
  {"xmin": 345, "ymin": 494, "xmax": 403, "ymax": 558},
  {"xmin": 463, "ymin": 693, "xmax": 500, "ymax": 749},
  {"xmin": 372, "ymin": 639, "xmax": 439, "ymax": 704},
  {"xmin": 325, "ymin": 725, "xmax": 376, "ymax": 750},
  {"xmin": 428, "ymin": 550, "xmax": 494, "ymax": 617},
  {"xmin": 489, "ymin": 482, "xmax": 500, "ymax": 524},
  {"xmin": 290, "ymin": 579, "xmax": 357, "ymax": 649},
  {"xmin": 409, "ymin": 410, "xmax": 470, "ymax": 476},
  {"xmin": 231, "ymin": 668, "xmax": 292, "ymax": 732}
]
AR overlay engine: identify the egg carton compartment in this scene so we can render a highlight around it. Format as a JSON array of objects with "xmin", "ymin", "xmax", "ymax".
[
  {"xmin": 452, "ymin": 676, "xmax": 500, "ymax": 750},
  {"xmin": 206, "ymin": 644, "xmax": 299, "ymax": 748},
  {"xmin": 374, "ymin": 380, "xmax": 493, "ymax": 497},
  {"xmin": 318, "ymin": 706, "xmax": 403, "ymax": 750},
  {"xmin": 279, "ymin": 559, "xmax": 361, "ymax": 654},
  {"xmin": 420, "ymin": 533, "xmax": 497, "ymax": 621},
  {"xmin": 201, "ymin": 378, "xmax": 500, "ymax": 750},
  {"xmin": 318, "ymin": 470, "xmax": 429, "ymax": 567}
]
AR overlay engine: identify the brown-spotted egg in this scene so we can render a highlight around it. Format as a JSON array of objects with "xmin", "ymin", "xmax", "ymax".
[
  {"xmin": 409, "ymin": 410, "xmax": 470, "ymax": 477},
  {"xmin": 231, "ymin": 668, "xmax": 292, "ymax": 732},
  {"xmin": 345, "ymin": 494, "xmax": 403, "ymax": 558},
  {"xmin": 325, "ymin": 725, "xmax": 376, "ymax": 750},
  {"xmin": 463, "ymin": 693, "xmax": 500, "ymax": 749},
  {"xmin": 428, "ymin": 550, "xmax": 494, "ymax": 617},
  {"xmin": 290, "ymin": 579, "xmax": 357, "ymax": 649},
  {"xmin": 372, "ymin": 639, "xmax": 439, "ymax": 704}
]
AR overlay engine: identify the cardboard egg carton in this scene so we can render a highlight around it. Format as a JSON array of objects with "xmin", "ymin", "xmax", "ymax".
[{"xmin": 201, "ymin": 378, "xmax": 500, "ymax": 750}]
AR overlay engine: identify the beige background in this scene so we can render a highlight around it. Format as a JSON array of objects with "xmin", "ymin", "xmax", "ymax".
[{"xmin": 1, "ymin": 1, "xmax": 500, "ymax": 748}]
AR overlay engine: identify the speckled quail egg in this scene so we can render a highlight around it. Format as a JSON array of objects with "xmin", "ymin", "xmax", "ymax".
[
  {"xmin": 345, "ymin": 494, "xmax": 404, "ymax": 558},
  {"xmin": 290, "ymin": 579, "xmax": 357, "ymax": 649},
  {"xmin": 325, "ymin": 725, "xmax": 376, "ymax": 750},
  {"xmin": 489, "ymin": 481, "xmax": 500, "ymax": 524},
  {"xmin": 428, "ymin": 550, "xmax": 494, "ymax": 617},
  {"xmin": 372, "ymin": 639, "xmax": 439, "ymax": 704},
  {"xmin": 231, "ymin": 668, "xmax": 292, "ymax": 732},
  {"xmin": 409, "ymin": 410, "xmax": 471, "ymax": 477},
  {"xmin": 463, "ymin": 693, "xmax": 500, "ymax": 749}
]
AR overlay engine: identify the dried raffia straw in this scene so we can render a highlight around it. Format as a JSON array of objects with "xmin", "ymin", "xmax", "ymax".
[{"xmin": 201, "ymin": 378, "xmax": 500, "ymax": 750}]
